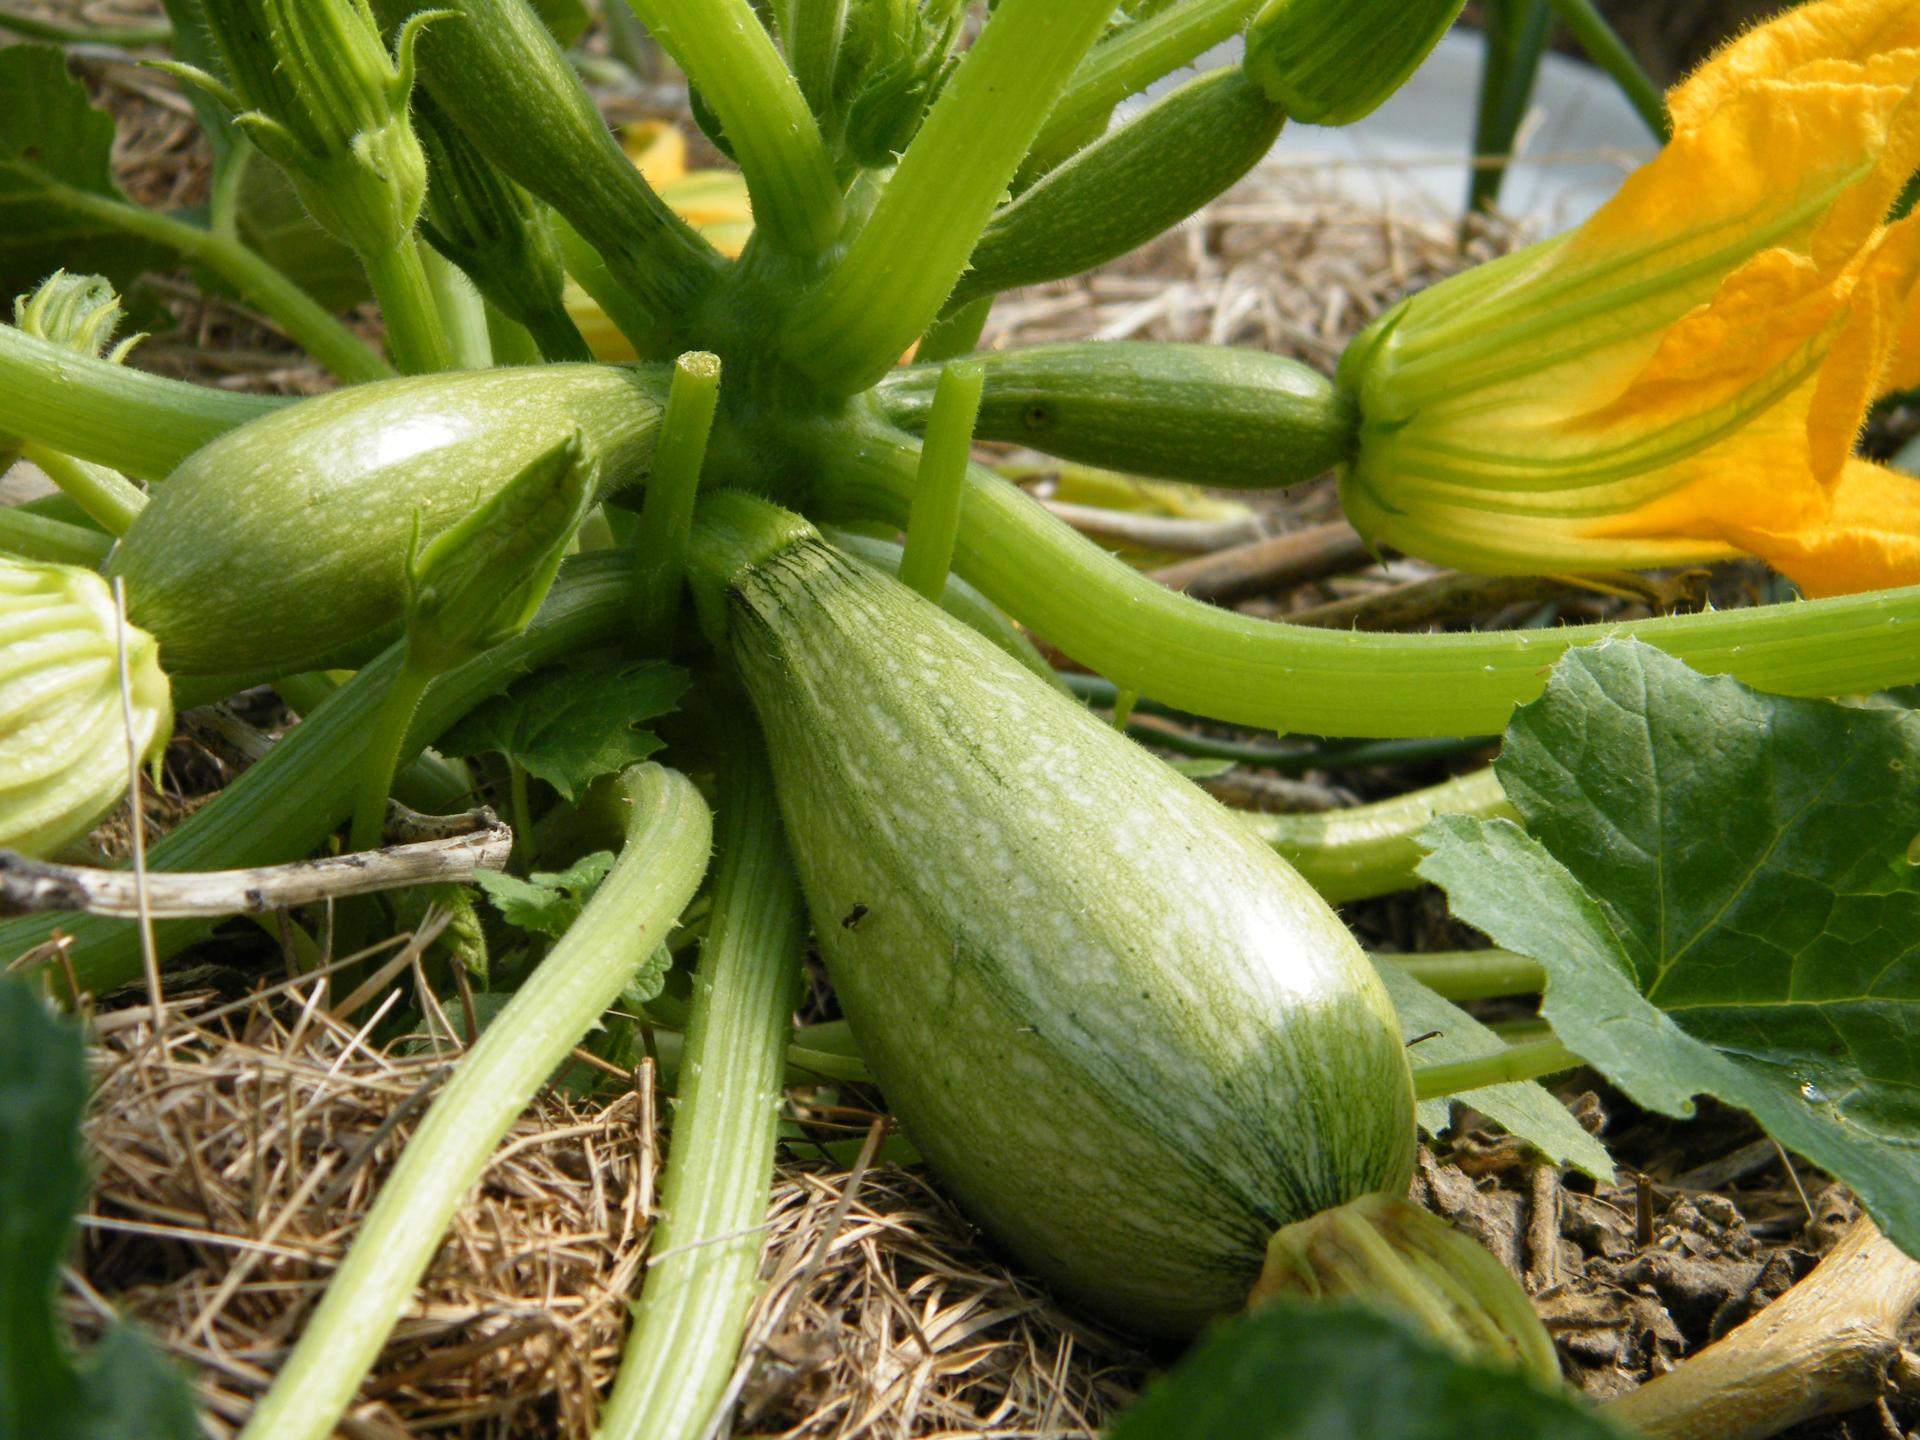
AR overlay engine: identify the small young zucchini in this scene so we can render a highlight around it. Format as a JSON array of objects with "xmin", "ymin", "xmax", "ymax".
[
  {"xmin": 109, "ymin": 364, "xmax": 667, "ymax": 674},
  {"xmin": 691, "ymin": 495, "xmax": 1415, "ymax": 1338}
]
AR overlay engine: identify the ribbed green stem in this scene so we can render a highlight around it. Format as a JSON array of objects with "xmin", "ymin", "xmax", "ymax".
[
  {"xmin": 237, "ymin": 766, "xmax": 711, "ymax": 1440},
  {"xmin": 1411, "ymin": 1037, "xmax": 1580, "ymax": 1100},
  {"xmin": 19, "ymin": 445, "xmax": 145, "ymax": 535},
  {"xmin": 44, "ymin": 182, "xmax": 391, "ymax": 384},
  {"xmin": 1026, "ymin": 0, "xmax": 1262, "ymax": 171},
  {"xmin": 1242, "ymin": 767, "xmax": 1515, "ymax": 902},
  {"xmin": 1542, "ymin": 0, "xmax": 1669, "ymax": 141},
  {"xmin": 348, "ymin": 660, "xmax": 434, "ymax": 852},
  {"xmin": 633, "ymin": 352, "xmax": 722, "ymax": 650},
  {"xmin": 917, "ymin": 297, "xmax": 992, "ymax": 363},
  {"xmin": 1468, "ymin": 0, "xmax": 1553, "ymax": 215},
  {"xmin": 0, "ymin": 554, "xmax": 639, "ymax": 996},
  {"xmin": 779, "ymin": 0, "xmax": 1115, "ymax": 395},
  {"xmin": 0, "ymin": 505, "xmax": 114, "ymax": 567},
  {"xmin": 365, "ymin": 239, "xmax": 455, "ymax": 374},
  {"xmin": 813, "ymin": 425, "xmax": 1920, "ymax": 737},
  {"xmin": 0, "ymin": 326, "xmax": 283, "ymax": 480},
  {"xmin": 786, "ymin": 0, "xmax": 847, "ymax": 115},
  {"xmin": 898, "ymin": 361, "xmax": 984, "ymax": 602},
  {"xmin": 419, "ymin": 244, "xmax": 493, "ymax": 369},
  {"xmin": 627, "ymin": 0, "xmax": 840, "ymax": 256},
  {"xmin": 556, "ymin": 218, "xmax": 668, "ymax": 361},
  {"xmin": 597, "ymin": 732, "xmax": 803, "ymax": 1440},
  {"xmin": 1378, "ymin": 949, "xmax": 1545, "ymax": 1000}
]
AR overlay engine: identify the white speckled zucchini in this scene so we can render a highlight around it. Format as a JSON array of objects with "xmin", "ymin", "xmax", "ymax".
[
  {"xmin": 109, "ymin": 364, "xmax": 667, "ymax": 674},
  {"xmin": 691, "ymin": 496, "xmax": 1416, "ymax": 1338}
]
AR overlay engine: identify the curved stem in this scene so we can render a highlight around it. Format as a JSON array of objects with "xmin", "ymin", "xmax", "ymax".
[
  {"xmin": 348, "ymin": 659, "xmax": 434, "ymax": 852},
  {"xmin": 20, "ymin": 445, "xmax": 145, "ymax": 535},
  {"xmin": 522, "ymin": 303, "xmax": 593, "ymax": 364},
  {"xmin": 779, "ymin": 0, "xmax": 1115, "ymax": 395},
  {"xmin": 1542, "ymin": 0, "xmax": 1669, "ymax": 142},
  {"xmin": 365, "ymin": 239, "xmax": 455, "ymax": 374},
  {"xmin": 812, "ymin": 425, "xmax": 1920, "ymax": 737},
  {"xmin": 0, "ymin": 326, "xmax": 283, "ymax": 480},
  {"xmin": 627, "ymin": 0, "xmax": 840, "ymax": 256},
  {"xmin": 0, "ymin": 553, "xmax": 641, "ymax": 996},
  {"xmin": 44, "ymin": 183, "xmax": 391, "ymax": 384},
  {"xmin": 237, "ymin": 766, "xmax": 712, "ymax": 1440},
  {"xmin": 0, "ymin": 505, "xmax": 114, "ymax": 567},
  {"xmin": 898, "ymin": 360, "xmax": 984, "ymax": 602},
  {"xmin": 1241, "ymin": 767, "xmax": 1515, "ymax": 902},
  {"xmin": 1026, "ymin": 0, "xmax": 1262, "ymax": 173},
  {"xmin": 1411, "ymin": 1036, "xmax": 1581, "ymax": 1100},
  {"xmin": 597, "ymin": 727, "xmax": 803, "ymax": 1440}
]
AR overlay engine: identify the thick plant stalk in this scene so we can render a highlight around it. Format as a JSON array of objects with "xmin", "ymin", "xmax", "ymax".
[
  {"xmin": 813, "ymin": 427, "xmax": 1920, "ymax": 738},
  {"xmin": 0, "ymin": 327, "xmax": 284, "ymax": 480},
  {"xmin": 597, "ymin": 732, "xmax": 804, "ymax": 1440},
  {"xmin": 632, "ymin": 352, "xmax": 722, "ymax": 650},
  {"xmin": 0, "ymin": 553, "xmax": 639, "ymax": 995},
  {"xmin": 236, "ymin": 765, "xmax": 711, "ymax": 1440},
  {"xmin": 365, "ymin": 238, "xmax": 455, "ymax": 374},
  {"xmin": 1241, "ymin": 768, "xmax": 1515, "ymax": 903},
  {"xmin": 627, "ymin": 0, "xmax": 841, "ymax": 255},
  {"xmin": 897, "ymin": 361, "xmax": 985, "ymax": 602},
  {"xmin": 780, "ymin": 0, "xmax": 1115, "ymax": 395}
]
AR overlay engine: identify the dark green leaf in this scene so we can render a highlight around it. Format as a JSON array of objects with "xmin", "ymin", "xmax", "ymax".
[
  {"xmin": 1373, "ymin": 959, "xmax": 1612, "ymax": 1180},
  {"xmin": 1421, "ymin": 641, "xmax": 1920, "ymax": 1254},
  {"xmin": 473, "ymin": 850, "xmax": 615, "ymax": 938},
  {"xmin": 1108, "ymin": 1301, "xmax": 1626, "ymax": 1440},
  {"xmin": 0, "ymin": 975, "xmax": 198, "ymax": 1440},
  {"xmin": 438, "ymin": 660, "xmax": 687, "ymax": 802},
  {"xmin": 0, "ymin": 46, "xmax": 170, "ymax": 300}
]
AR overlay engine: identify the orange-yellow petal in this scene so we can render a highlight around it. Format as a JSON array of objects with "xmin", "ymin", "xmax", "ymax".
[{"xmin": 1725, "ymin": 457, "xmax": 1920, "ymax": 596}]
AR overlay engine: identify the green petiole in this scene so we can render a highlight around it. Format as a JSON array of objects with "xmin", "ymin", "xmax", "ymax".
[
  {"xmin": 897, "ymin": 360, "xmax": 984, "ymax": 602},
  {"xmin": 1377, "ymin": 948, "xmax": 1545, "ymax": 1001},
  {"xmin": 419, "ymin": 244, "xmax": 493, "ymax": 369},
  {"xmin": 597, "ymin": 729, "xmax": 804, "ymax": 1440},
  {"xmin": 41, "ymin": 183, "xmax": 392, "ymax": 384},
  {"xmin": 347, "ymin": 660, "xmax": 436, "ymax": 853},
  {"xmin": 632, "ymin": 351, "xmax": 722, "ymax": 650},
  {"xmin": 0, "ymin": 505, "xmax": 114, "ymax": 567},
  {"xmin": 364, "ymin": 238, "xmax": 455, "ymax": 374},
  {"xmin": 237, "ymin": 766, "xmax": 712, "ymax": 1440},
  {"xmin": 17, "ymin": 446, "xmax": 145, "ymax": 536},
  {"xmin": 814, "ymin": 425, "xmax": 1920, "ymax": 738},
  {"xmin": 780, "ymin": 0, "xmax": 1116, "ymax": 395},
  {"xmin": 1411, "ymin": 1036, "xmax": 1582, "ymax": 1100},
  {"xmin": 0, "ymin": 6, "xmax": 171, "ymax": 45},
  {"xmin": 1542, "ymin": 0, "xmax": 1670, "ymax": 141},
  {"xmin": 628, "ymin": 0, "xmax": 841, "ymax": 257},
  {"xmin": 0, "ymin": 326, "xmax": 284, "ymax": 480}
]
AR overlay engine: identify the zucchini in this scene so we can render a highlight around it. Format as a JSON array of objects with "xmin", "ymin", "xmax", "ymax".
[
  {"xmin": 873, "ymin": 341, "xmax": 1357, "ymax": 488},
  {"xmin": 692, "ymin": 495, "xmax": 1415, "ymax": 1338},
  {"xmin": 109, "ymin": 364, "xmax": 667, "ymax": 674}
]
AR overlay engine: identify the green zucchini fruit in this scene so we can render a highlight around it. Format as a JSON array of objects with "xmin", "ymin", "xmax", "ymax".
[
  {"xmin": 873, "ymin": 340, "xmax": 1357, "ymax": 488},
  {"xmin": 692, "ymin": 495, "xmax": 1416, "ymax": 1338},
  {"xmin": 109, "ymin": 364, "xmax": 667, "ymax": 675}
]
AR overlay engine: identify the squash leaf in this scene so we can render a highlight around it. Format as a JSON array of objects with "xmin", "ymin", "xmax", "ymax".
[
  {"xmin": 438, "ymin": 660, "xmax": 687, "ymax": 802},
  {"xmin": 0, "ymin": 46, "xmax": 169, "ymax": 302},
  {"xmin": 1372, "ymin": 959, "xmax": 1613, "ymax": 1181},
  {"xmin": 472, "ymin": 850, "xmax": 615, "ymax": 939},
  {"xmin": 0, "ymin": 975, "xmax": 199, "ymax": 1440},
  {"xmin": 1422, "ymin": 641, "xmax": 1920, "ymax": 1255},
  {"xmin": 1107, "ymin": 1301, "xmax": 1626, "ymax": 1440}
]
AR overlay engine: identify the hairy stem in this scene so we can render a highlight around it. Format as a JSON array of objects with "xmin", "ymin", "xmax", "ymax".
[
  {"xmin": 597, "ymin": 731, "xmax": 803, "ymax": 1440},
  {"xmin": 0, "ymin": 326, "xmax": 283, "ymax": 480},
  {"xmin": 779, "ymin": 0, "xmax": 1115, "ymax": 395},
  {"xmin": 365, "ymin": 239, "xmax": 455, "ymax": 374},
  {"xmin": 627, "ymin": 0, "xmax": 840, "ymax": 255},
  {"xmin": 45, "ymin": 183, "xmax": 391, "ymax": 384},
  {"xmin": 237, "ymin": 766, "xmax": 712, "ymax": 1440},
  {"xmin": 898, "ymin": 360, "xmax": 984, "ymax": 601},
  {"xmin": 813, "ymin": 425, "xmax": 1920, "ymax": 737}
]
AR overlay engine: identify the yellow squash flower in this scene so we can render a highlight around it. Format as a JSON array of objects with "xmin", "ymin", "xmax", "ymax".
[
  {"xmin": 566, "ymin": 122, "xmax": 753, "ymax": 361},
  {"xmin": 1338, "ymin": 0, "xmax": 1920, "ymax": 598}
]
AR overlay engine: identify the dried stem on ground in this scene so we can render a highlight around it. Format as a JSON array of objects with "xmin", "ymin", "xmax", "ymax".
[{"xmin": 1605, "ymin": 1216, "xmax": 1920, "ymax": 1440}]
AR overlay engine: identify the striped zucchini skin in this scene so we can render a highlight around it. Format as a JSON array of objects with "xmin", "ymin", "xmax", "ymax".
[
  {"xmin": 109, "ymin": 364, "xmax": 666, "ymax": 674},
  {"xmin": 724, "ymin": 539, "xmax": 1415, "ymax": 1337}
]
